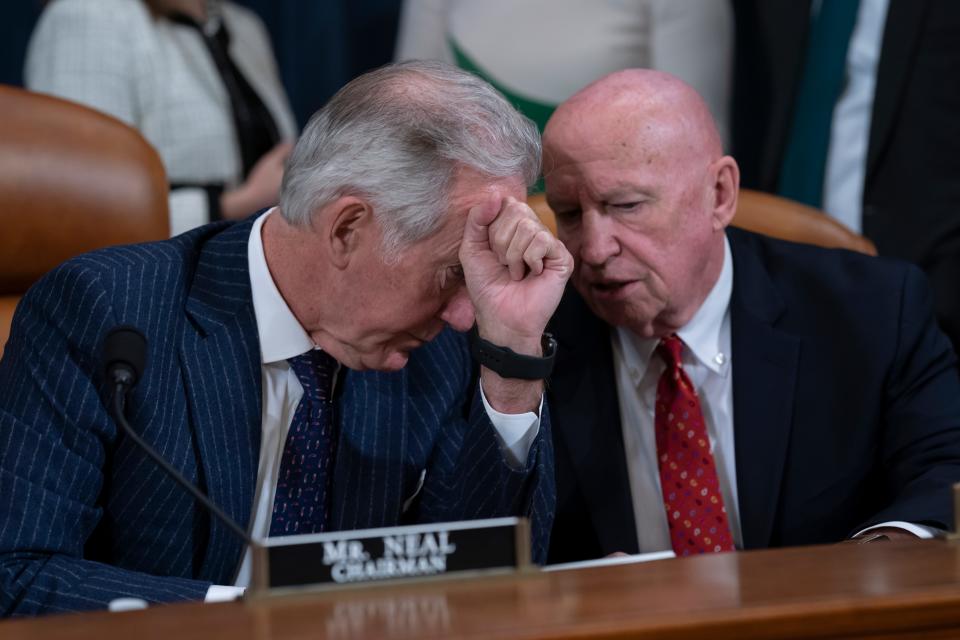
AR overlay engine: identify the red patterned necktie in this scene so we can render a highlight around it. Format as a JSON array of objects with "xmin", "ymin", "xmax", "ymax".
[{"xmin": 654, "ymin": 334, "xmax": 735, "ymax": 555}]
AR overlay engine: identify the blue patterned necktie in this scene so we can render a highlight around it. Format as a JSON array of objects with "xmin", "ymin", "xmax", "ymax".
[{"xmin": 269, "ymin": 349, "xmax": 338, "ymax": 537}]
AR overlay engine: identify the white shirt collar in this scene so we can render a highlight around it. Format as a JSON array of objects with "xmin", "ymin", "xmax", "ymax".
[
  {"xmin": 247, "ymin": 208, "xmax": 315, "ymax": 364},
  {"xmin": 615, "ymin": 236, "xmax": 733, "ymax": 381}
]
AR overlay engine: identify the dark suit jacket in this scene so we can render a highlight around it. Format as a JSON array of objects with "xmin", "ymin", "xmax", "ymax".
[
  {"xmin": 547, "ymin": 228, "xmax": 960, "ymax": 564},
  {"xmin": 732, "ymin": 0, "xmax": 960, "ymax": 351},
  {"xmin": 0, "ymin": 217, "xmax": 555, "ymax": 616}
]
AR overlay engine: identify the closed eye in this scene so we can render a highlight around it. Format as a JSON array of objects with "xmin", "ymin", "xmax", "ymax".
[
  {"xmin": 609, "ymin": 201, "xmax": 643, "ymax": 212},
  {"xmin": 440, "ymin": 263, "xmax": 464, "ymax": 290}
]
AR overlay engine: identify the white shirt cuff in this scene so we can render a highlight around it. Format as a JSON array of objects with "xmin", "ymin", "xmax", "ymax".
[
  {"xmin": 205, "ymin": 585, "xmax": 246, "ymax": 603},
  {"xmin": 479, "ymin": 381, "xmax": 542, "ymax": 468},
  {"xmin": 853, "ymin": 520, "xmax": 940, "ymax": 539}
]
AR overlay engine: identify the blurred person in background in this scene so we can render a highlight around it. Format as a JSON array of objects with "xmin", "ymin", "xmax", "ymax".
[
  {"xmin": 25, "ymin": 0, "xmax": 298, "ymax": 236},
  {"xmin": 732, "ymin": 0, "xmax": 960, "ymax": 355},
  {"xmin": 395, "ymin": 0, "xmax": 733, "ymax": 146}
]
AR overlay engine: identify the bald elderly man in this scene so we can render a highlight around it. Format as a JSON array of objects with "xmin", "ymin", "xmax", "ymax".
[{"xmin": 542, "ymin": 69, "xmax": 960, "ymax": 563}]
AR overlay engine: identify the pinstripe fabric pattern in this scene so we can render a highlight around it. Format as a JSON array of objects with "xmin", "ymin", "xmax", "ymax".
[{"xmin": 0, "ymin": 217, "xmax": 554, "ymax": 617}]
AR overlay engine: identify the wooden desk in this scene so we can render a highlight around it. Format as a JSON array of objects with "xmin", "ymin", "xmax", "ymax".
[{"xmin": 6, "ymin": 541, "xmax": 960, "ymax": 639}]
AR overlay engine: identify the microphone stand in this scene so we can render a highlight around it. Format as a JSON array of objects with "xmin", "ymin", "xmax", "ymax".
[{"xmin": 111, "ymin": 382, "xmax": 256, "ymax": 548}]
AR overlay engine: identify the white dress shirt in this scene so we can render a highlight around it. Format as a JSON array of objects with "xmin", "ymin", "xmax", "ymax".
[
  {"xmin": 206, "ymin": 210, "xmax": 540, "ymax": 599},
  {"xmin": 614, "ymin": 237, "xmax": 740, "ymax": 552},
  {"xmin": 822, "ymin": 0, "xmax": 891, "ymax": 232},
  {"xmin": 611, "ymin": 236, "xmax": 934, "ymax": 556}
]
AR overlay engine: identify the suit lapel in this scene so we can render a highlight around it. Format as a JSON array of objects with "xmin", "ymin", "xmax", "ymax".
[
  {"xmin": 866, "ymin": 0, "xmax": 929, "ymax": 183},
  {"xmin": 550, "ymin": 289, "xmax": 639, "ymax": 555},
  {"xmin": 330, "ymin": 367, "xmax": 409, "ymax": 530},
  {"xmin": 727, "ymin": 230, "xmax": 801, "ymax": 549},
  {"xmin": 180, "ymin": 219, "xmax": 262, "ymax": 581}
]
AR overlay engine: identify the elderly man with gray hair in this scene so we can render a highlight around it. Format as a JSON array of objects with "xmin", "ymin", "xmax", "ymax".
[{"xmin": 0, "ymin": 60, "xmax": 572, "ymax": 616}]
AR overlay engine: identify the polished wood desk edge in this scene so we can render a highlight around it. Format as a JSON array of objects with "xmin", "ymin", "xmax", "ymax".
[
  {"xmin": 518, "ymin": 589, "xmax": 960, "ymax": 640},
  {"xmin": 234, "ymin": 541, "xmax": 960, "ymax": 640},
  {"xmin": 5, "ymin": 541, "xmax": 960, "ymax": 640}
]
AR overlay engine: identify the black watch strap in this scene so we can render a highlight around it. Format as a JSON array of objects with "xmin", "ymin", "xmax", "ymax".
[{"xmin": 469, "ymin": 326, "xmax": 557, "ymax": 380}]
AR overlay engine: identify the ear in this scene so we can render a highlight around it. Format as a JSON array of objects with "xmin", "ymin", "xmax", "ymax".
[
  {"xmin": 323, "ymin": 196, "xmax": 375, "ymax": 269},
  {"xmin": 710, "ymin": 156, "xmax": 740, "ymax": 231}
]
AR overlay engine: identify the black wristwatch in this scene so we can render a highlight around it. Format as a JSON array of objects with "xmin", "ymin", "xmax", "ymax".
[{"xmin": 469, "ymin": 326, "xmax": 557, "ymax": 380}]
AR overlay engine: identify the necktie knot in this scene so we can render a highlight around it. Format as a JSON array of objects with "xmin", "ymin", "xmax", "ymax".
[
  {"xmin": 656, "ymin": 334, "xmax": 685, "ymax": 370},
  {"xmin": 287, "ymin": 349, "xmax": 337, "ymax": 404}
]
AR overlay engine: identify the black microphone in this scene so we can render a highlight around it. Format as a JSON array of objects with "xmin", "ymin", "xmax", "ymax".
[
  {"xmin": 102, "ymin": 326, "xmax": 255, "ymax": 548},
  {"xmin": 104, "ymin": 325, "xmax": 148, "ymax": 388}
]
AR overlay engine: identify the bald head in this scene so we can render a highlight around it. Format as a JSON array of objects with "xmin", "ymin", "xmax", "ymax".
[
  {"xmin": 542, "ymin": 69, "xmax": 739, "ymax": 338},
  {"xmin": 544, "ymin": 69, "xmax": 723, "ymax": 174}
]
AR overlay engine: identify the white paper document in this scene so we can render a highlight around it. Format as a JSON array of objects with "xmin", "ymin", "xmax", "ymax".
[{"xmin": 543, "ymin": 550, "xmax": 675, "ymax": 572}]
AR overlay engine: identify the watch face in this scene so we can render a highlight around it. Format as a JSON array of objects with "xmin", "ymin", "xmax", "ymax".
[{"xmin": 542, "ymin": 333, "xmax": 558, "ymax": 357}]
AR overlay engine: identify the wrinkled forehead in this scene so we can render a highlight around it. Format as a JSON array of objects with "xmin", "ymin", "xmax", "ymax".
[
  {"xmin": 544, "ymin": 117, "xmax": 696, "ymax": 196},
  {"xmin": 546, "ymin": 80, "xmax": 719, "ymax": 166},
  {"xmin": 417, "ymin": 170, "xmax": 526, "ymax": 259},
  {"xmin": 448, "ymin": 169, "xmax": 527, "ymax": 212}
]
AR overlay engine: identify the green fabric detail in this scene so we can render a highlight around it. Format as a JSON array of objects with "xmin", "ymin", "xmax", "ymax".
[
  {"xmin": 778, "ymin": 0, "xmax": 861, "ymax": 208},
  {"xmin": 450, "ymin": 38, "xmax": 556, "ymax": 132},
  {"xmin": 449, "ymin": 38, "xmax": 551, "ymax": 193}
]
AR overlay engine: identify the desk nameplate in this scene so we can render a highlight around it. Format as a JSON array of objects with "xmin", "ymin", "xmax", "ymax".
[{"xmin": 249, "ymin": 517, "xmax": 530, "ymax": 597}]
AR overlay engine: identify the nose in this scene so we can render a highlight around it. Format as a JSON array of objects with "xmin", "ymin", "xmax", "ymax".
[
  {"xmin": 439, "ymin": 286, "xmax": 476, "ymax": 332},
  {"xmin": 579, "ymin": 209, "xmax": 620, "ymax": 268}
]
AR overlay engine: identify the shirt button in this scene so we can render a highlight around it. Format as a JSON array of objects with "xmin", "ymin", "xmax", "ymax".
[{"xmin": 714, "ymin": 353, "xmax": 726, "ymax": 366}]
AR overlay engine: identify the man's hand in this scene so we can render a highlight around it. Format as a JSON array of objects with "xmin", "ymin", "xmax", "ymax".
[
  {"xmin": 221, "ymin": 142, "xmax": 294, "ymax": 220},
  {"xmin": 460, "ymin": 196, "xmax": 573, "ymax": 412}
]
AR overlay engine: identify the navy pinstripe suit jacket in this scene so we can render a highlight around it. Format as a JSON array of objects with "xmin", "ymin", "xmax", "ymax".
[{"xmin": 0, "ymin": 218, "xmax": 555, "ymax": 616}]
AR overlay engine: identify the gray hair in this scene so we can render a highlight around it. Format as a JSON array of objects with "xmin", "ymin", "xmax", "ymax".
[{"xmin": 279, "ymin": 60, "xmax": 541, "ymax": 256}]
